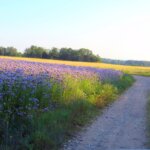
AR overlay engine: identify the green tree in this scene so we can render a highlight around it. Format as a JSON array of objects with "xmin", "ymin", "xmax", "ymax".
[
  {"xmin": 49, "ymin": 47, "xmax": 59, "ymax": 59},
  {"xmin": 24, "ymin": 45, "xmax": 47, "ymax": 58},
  {"xmin": 0, "ymin": 46, "xmax": 20, "ymax": 56},
  {"xmin": 5, "ymin": 47, "xmax": 18, "ymax": 56},
  {"xmin": 0, "ymin": 47, "xmax": 6, "ymax": 55},
  {"xmin": 59, "ymin": 48, "xmax": 73, "ymax": 60}
]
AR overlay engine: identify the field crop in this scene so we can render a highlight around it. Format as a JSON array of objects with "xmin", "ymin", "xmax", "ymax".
[
  {"xmin": 0, "ymin": 58, "xmax": 134, "ymax": 149},
  {"xmin": 1, "ymin": 56, "xmax": 150, "ymax": 76}
]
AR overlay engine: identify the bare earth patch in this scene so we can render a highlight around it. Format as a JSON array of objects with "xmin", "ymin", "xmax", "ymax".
[{"xmin": 63, "ymin": 76, "xmax": 150, "ymax": 150}]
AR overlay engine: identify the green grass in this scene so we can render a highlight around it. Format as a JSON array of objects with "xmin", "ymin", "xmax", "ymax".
[{"xmin": 111, "ymin": 74, "xmax": 135, "ymax": 93}]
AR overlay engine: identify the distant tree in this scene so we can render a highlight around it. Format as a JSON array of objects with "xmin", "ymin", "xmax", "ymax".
[
  {"xmin": 0, "ymin": 45, "xmax": 101, "ymax": 62},
  {"xmin": 70, "ymin": 50, "xmax": 79, "ymax": 61},
  {"xmin": 16, "ymin": 52, "xmax": 22, "ymax": 57},
  {"xmin": 0, "ymin": 46, "xmax": 20, "ymax": 56},
  {"xmin": 77, "ymin": 48, "xmax": 101, "ymax": 62},
  {"xmin": 5, "ymin": 47, "xmax": 18, "ymax": 56},
  {"xmin": 49, "ymin": 47, "xmax": 59, "ymax": 59},
  {"xmin": 90, "ymin": 54, "xmax": 101, "ymax": 62},
  {"xmin": 0, "ymin": 47, "xmax": 6, "ymax": 55},
  {"xmin": 24, "ymin": 45, "xmax": 47, "ymax": 58},
  {"xmin": 0, "ymin": 44, "xmax": 101, "ymax": 62},
  {"xmin": 59, "ymin": 48, "xmax": 73, "ymax": 60},
  {"xmin": 42, "ymin": 51, "xmax": 48, "ymax": 58}
]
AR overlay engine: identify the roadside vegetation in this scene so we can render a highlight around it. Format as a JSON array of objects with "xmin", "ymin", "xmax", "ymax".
[{"xmin": 110, "ymin": 74, "xmax": 135, "ymax": 93}]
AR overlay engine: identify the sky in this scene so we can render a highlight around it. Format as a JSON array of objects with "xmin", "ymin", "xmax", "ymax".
[{"xmin": 0, "ymin": 0, "xmax": 150, "ymax": 61}]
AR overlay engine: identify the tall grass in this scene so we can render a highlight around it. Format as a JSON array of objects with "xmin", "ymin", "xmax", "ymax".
[
  {"xmin": 110, "ymin": 74, "xmax": 135, "ymax": 93},
  {"xmin": 32, "ymin": 74, "xmax": 134, "ymax": 150}
]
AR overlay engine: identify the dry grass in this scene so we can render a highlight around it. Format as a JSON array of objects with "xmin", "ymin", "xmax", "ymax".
[{"xmin": 1, "ymin": 56, "xmax": 150, "ymax": 76}]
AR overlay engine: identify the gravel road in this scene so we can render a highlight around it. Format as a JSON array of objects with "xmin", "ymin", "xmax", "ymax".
[{"xmin": 63, "ymin": 76, "xmax": 150, "ymax": 150}]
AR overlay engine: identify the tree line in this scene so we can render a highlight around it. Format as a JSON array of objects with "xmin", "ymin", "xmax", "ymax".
[
  {"xmin": 0, "ymin": 46, "xmax": 101, "ymax": 62},
  {"xmin": 0, "ymin": 47, "xmax": 22, "ymax": 56},
  {"xmin": 102, "ymin": 58, "xmax": 150, "ymax": 67}
]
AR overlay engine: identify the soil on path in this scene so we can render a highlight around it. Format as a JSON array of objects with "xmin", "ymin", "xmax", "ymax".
[{"xmin": 63, "ymin": 76, "xmax": 150, "ymax": 150}]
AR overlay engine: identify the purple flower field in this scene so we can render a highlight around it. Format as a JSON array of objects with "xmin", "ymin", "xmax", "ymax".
[
  {"xmin": 0, "ymin": 58, "xmax": 128, "ymax": 149},
  {"xmin": 0, "ymin": 58, "xmax": 123, "ymax": 115},
  {"xmin": 0, "ymin": 58, "xmax": 122, "ymax": 82},
  {"xmin": 0, "ymin": 58, "xmax": 123, "ymax": 111}
]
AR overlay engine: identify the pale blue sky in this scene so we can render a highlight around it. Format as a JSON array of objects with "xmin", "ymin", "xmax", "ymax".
[{"xmin": 0, "ymin": 0, "xmax": 150, "ymax": 60}]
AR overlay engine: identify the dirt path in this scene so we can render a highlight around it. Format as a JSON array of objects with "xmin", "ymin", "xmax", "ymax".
[{"xmin": 63, "ymin": 76, "xmax": 150, "ymax": 150}]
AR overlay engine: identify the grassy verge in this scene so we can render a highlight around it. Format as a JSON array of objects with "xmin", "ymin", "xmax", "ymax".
[
  {"xmin": 111, "ymin": 74, "xmax": 135, "ymax": 93},
  {"xmin": 31, "ymin": 74, "xmax": 134, "ymax": 150},
  {"xmin": 0, "ymin": 74, "xmax": 134, "ymax": 150}
]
